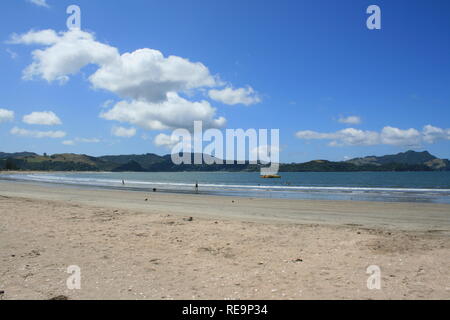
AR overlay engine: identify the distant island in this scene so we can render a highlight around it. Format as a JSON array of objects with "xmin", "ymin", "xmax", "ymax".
[{"xmin": 0, "ymin": 150, "xmax": 449, "ymax": 172}]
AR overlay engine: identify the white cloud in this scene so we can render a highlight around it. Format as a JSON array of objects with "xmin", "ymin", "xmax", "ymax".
[
  {"xmin": 76, "ymin": 138, "xmax": 100, "ymax": 143},
  {"xmin": 62, "ymin": 140, "xmax": 75, "ymax": 145},
  {"xmin": 11, "ymin": 29, "xmax": 215, "ymax": 101},
  {"xmin": 9, "ymin": 29, "xmax": 59, "ymax": 46},
  {"xmin": 154, "ymin": 133, "xmax": 184, "ymax": 149},
  {"xmin": 379, "ymin": 126, "xmax": 421, "ymax": 146},
  {"xmin": 111, "ymin": 126, "xmax": 136, "ymax": 138},
  {"xmin": 208, "ymin": 86, "xmax": 261, "ymax": 106},
  {"xmin": 27, "ymin": 0, "xmax": 49, "ymax": 8},
  {"xmin": 90, "ymin": 48, "xmax": 216, "ymax": 103},
  {"xmin": 62, "ymin": 137, "xmax": 101, "ymax": 146},
  {"xmin": 297, "ymin": 128, "xmax": 380, "ymax": 147},
  {"xmin": 23, "ymin": 111, "xmax": 62, "ymax": 125},
  {"xmin": 11, "ymin": 28, "xmax": 261, "ymax": 131},
  {"xmin": 11, "ymin": 126, "xmax": 66, "ymax": 138},
  {"xmin": 101, "ymin": 92, "xmax": 226, "ymax": 131},
  {"xmin": 0, "ymin": 109, "xmax": 14, "ymax": 123},
  {"xmin": 295, "ymin": 129, "xmax": 376, "ymax": 146},
  {"xmin": 296, "ymin": 125, "xmax": 450, "ymax": 147},
  {"xmin": 422, "ymin": 125, "xmax": 450, "ymax": 143},
  {"xmin": 338, "ymin": 115, "xmax": 361, "ymax": 125},
  {"xmin": 10, "ymin": 29, "xmax": 118, "ymax": 83}
]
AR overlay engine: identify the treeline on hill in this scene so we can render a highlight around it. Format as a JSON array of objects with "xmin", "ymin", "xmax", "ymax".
[{"xmin": 0, "ymin": 150, "xmax": 448, "ymax": 172}]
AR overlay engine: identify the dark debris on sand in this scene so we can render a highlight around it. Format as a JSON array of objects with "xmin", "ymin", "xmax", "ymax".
[{"xmin": 49, "ymin": 295, "xmax": 69, "ymax": 300}]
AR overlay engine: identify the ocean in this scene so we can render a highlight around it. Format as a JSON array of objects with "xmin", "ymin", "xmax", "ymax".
[{"xmin": 2, "ymin": 171, "xmax": 450, "ymax": 204}]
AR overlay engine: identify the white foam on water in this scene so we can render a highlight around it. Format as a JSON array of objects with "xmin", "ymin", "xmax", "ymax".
[{"xmin": 3, "ymin": 173, "xmax": 450, "ymax": 194}]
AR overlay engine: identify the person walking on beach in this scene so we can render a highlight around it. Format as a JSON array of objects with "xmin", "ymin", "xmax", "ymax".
[
  {"xmin": 195, "ymin": 181, "xmax": 199, "ymax": 194},
  {"xmin": 122, "ymin": 179, "xmax": 125, "ymax": 185}
]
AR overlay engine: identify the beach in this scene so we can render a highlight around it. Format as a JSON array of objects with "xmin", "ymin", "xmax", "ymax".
[{"xmin": 0, "ymin": 180, "xmax": 449, "ymax": 300}]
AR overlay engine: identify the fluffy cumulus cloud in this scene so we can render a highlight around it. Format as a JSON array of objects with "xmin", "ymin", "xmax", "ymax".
[
  {"xmin": 422, "ymin": 125, "xmax": 450, "ymax": 143},
  {"xmin": 296, "ymin": 128, "xmax": 379, "ymax": 147},
  {"xmin": 11, "ymin": 29, "xmax": 259, "ymax": 137},
  {"xmin": 22, "ymin": 111, "xmax": 62, "ymax": 125},
  {"xmin": 10, "ymin": 29, "xmax": 118, "ymax": 83},
  {"xmin": 0, "ymin": 109, "xmax": 14, "ymax": 123},
  {"xmin": 100, "ymin": 92, "xmax": 226, "ymax": 131},
  {"xmin": 27, "ymin": 0, "xmax": 49, "ymax": 8},
  {"xmin": 380, "ymin": 126, "xmax": 421, "ymax": 146},
  {"xmin": 208, "ymin": 86, "xmax": 261, "ymax": 106},
  {"xmin": 90, "ymin": 48, "xmax": 216, "ymax": 103},
  {"xmin": 296, "ymin": 125, "xmax": 450, "ymax": 147},
  {"xmin": 9, "ymin": 29, "xmax": 59, "ymax": 46},
  {"xmin": 111, "ymin": 126, "xmax": 136, "ymax": 138},
  {"xmin": 338, "ymin": 115, "xmax": 361, "ymax": 125},
  {"xmin": 10, "ymin": 126, "xmax": 66, "ymax": 138},
  {"xmin": 153, "ymin": 133, "xmax": 184, "ymax": 149}
]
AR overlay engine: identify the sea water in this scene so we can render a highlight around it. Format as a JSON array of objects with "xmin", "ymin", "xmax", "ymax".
[{"xmin": 2, "ymin": 171, "xmax": 450, "ymax": 204}]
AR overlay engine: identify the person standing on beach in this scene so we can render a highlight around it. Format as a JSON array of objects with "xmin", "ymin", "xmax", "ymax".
[
  {"xmin": 195, "ymin": 181, "xmax": 199, "ymax": 193},
  {"xmin": 122, "ymin": 179, "xmax": 125, "ymax": 185}
]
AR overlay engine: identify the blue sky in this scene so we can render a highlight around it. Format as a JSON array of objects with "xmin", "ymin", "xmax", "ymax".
[{"xmin": 0, "ymin": 0, "xmax": 449, "ymax": 162}]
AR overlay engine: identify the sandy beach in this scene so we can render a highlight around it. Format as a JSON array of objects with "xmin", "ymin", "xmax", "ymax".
[{"xmin": 0, "ymin": 180, "xmax": 449, "ymax": 300}]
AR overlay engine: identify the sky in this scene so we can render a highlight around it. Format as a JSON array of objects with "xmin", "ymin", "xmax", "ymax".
[{"xmin": 0, "ymin": 0, "xmax": 449, "ymax": 162}]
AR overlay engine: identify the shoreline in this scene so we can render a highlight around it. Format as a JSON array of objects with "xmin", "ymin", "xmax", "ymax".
[
  {"xmin": 1, "ymin": 180, "xmax": 449, "ymax": 299},
  {"xmin": 1, "ymin": 180, "xmax": 450, "ymax": 232},
  {"xmin": 2, "ymin": 171, "xmax": 450, "ymax": 205}
]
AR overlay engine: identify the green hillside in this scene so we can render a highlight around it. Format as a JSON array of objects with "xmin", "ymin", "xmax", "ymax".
[{"xmin": 0, "ymin": 150, "xmax": 449, "ymax": 172}]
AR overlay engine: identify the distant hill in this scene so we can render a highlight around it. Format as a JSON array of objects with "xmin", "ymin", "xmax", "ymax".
[
  {"xmin": 0, "ymin": 153, "xmax": 116, "ymax": 171},
  {"xmin": 346, "ymin": 150, "xmax": 437, "ymax": 166},
  {"xmin": 0, "ymin": 152, "xmax": 38, "ymax": 158},
  {"xmin": 98, "ymin": 153, "xmax": 165, "ymax": 169},
  {"xmin": 345, "ymin": 150, "xmax": 450, "ymax": 171},
  {"xmin": 424, "ymin": 158, "xmax": 450, "ymax": 170},
  {"xmin": 112, "ymin": 160, "xmax": 146, "ymax": 172},
  {"xmin": 0, "ymin": 150, "xmax": 449, "ymax": 172}
]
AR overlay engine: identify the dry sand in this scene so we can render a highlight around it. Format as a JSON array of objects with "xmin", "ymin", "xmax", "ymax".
[{"xmin": 0, "ymin": 180, "xmax": 449, "ymax": 300}]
